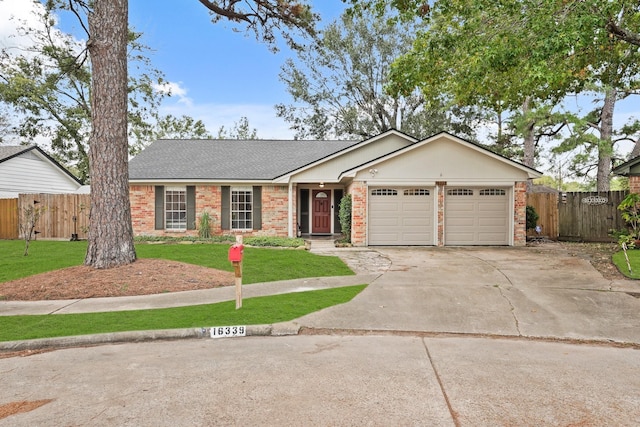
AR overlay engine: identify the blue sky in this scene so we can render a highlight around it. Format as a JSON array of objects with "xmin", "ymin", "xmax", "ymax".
[
  {"xmin": 0, "ymin": 0, "xmax": 638, "ymax": 160},
  {"xmin": 0, "ymin": 0, "xmax": 349, "ymax": 139},
  {"xmin": 125, "ymin": 1, "xmax": 349, "ymax": 138}
]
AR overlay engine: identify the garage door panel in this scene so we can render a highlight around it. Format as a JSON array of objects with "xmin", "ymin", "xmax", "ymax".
[
  {"xmin": 401, "ymin": 232, "xmax": 432, "ymax": 243},
  {"xmin": 372, "ymin": 203, "xmax": 400, "ymax": 213},
  {"xmin": 369, "ymin": 187, "xmax": 434, "ymax": 245},
  {"xmin": 478, "ymin": 202, "xmax": 507, "ymax": 213},
  {"xmin": 478, "ymin": 217, "xmax": 507, "ymax": 226},
  {"xmin": 403, "ymin": 217, "xmax": 430, "ymax": 227},
  {"xmin": 447, "ymin": 217, "xmax": 475, "ymax": 227},
  {"xmin": 445, "ymin": 188, "xmax": 509, "ymax": 245},
  {"xmin": 372, "ymin": 220, "xmax": 401, "ymax": 228}
]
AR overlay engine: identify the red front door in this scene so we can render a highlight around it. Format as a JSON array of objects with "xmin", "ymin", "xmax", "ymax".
[{"xmin": 312, "ymin": 190, "xmax": 331, "ymax": 234}]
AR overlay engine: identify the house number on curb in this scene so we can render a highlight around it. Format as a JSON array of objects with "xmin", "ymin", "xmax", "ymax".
[
  {"xmin": 210, "ymin": 326, "xmax": 246, "ymax": 338},
  {"xmin": 581, "ymin": 196, "xmax": 608, "ymax": 205}
]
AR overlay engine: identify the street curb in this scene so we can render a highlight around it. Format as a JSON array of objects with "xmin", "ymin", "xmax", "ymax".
[{"xmin": 0, "ymin": 324, "xmax": 300, "ymax": 352}]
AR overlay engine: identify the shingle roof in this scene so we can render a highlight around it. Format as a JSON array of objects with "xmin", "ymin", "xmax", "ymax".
[
  {"xmin": 128, "ymin": 139, "xmax": 359, "ymax": 180},
  {"xmin": 0, "ymin": 145, "xmax": 33, "ymax": 163}
]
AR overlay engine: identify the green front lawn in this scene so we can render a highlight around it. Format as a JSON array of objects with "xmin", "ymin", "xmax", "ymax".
[
  {"xmin": 612, "ymin": 249, "xmax": 640, "ymax": 279},
  {"xmin": 0, "ymin": 240, "xmax": 363, "ymax": 342},
  {"xmin": 0, "ymin": 240, "xmax": 354, "ymax": 284},
  {"xmin": 0, "ymin": 285, "xmax": 366, "ymax": 342}
]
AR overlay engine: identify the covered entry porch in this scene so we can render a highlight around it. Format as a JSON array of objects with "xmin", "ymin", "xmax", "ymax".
[{"xmin": 297, "ymin": 185, "xmax": 345, "ymax": 236}]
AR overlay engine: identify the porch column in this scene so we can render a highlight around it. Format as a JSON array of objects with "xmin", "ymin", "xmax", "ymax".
[{"xmin": 288, "ymin": 182, "xmax": 294, "ymax": 238}]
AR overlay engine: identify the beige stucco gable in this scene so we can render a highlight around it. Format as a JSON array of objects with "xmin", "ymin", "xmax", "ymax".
[
  {"xmin": 345, "ymin": 133, "xmax": 541, "ymax": 183},
  {"xmin": 279, "ymin": 130, "xmax": 416, "ymax": 183}
]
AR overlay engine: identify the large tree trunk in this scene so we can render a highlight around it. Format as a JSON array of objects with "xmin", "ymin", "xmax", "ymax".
[
  {"xmin": 597, "ymin": 87, "xmax": 616, "ymax": 192},
  {"xmin": 85, "ymin": 0, "xmax": 136, "ymax": 269},
  {"xmin": 521, "ymin": 97, "xmax": 536, "ymax": 168}
]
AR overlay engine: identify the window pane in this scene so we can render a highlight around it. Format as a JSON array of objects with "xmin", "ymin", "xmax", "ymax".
[
  {"xmin": 231, "ymin": 189, "xmax": 253, "ymax": 230},
  {"xmin": 165, "ymin": 189, "xmax": 187, "ymax": 230}
]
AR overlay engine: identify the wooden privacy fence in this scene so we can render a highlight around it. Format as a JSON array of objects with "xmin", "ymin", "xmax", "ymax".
[
  {"xmin": 526, "ymin": 193, "xmax": 559, "ymax": 240},
  {"xmin": 558, "ymin": 191, "xmax": 627, "ymax": 242},
  {"xmin": 527, "ymin": 190, "xmax": 629, "ymax": 242},
  {"xmin": 17, "ymin": 193, "xmax": 90, "ymax": 240},
  {"xmin": 0, "ymin": 198, "xmax": 19, "ymax": 239}
]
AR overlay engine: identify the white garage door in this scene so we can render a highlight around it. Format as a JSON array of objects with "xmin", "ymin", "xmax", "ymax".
[
  {"xmin": 445, "ymin": 188, "xmax": 509, "ymax": 245},
  {"xmin": 368, "ymin": 187, "xmax": 434, "ymax": 245}
]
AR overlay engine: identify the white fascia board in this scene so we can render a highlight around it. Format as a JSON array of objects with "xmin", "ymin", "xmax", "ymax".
[
  {"xmin": 273, "ymin": 129, "xmax": 418, "ymax": 184},
  {"xmin": 339, "ymin": 132, "xmax": 542, "ymax": 180}
]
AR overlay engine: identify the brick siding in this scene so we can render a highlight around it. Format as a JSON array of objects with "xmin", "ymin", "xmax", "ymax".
[
  {"xmin": 630, "ymin": 176, "xmax": 640, "ymax": 194},
  {"xmin": 348, "ymin": 181, "xmax": 367, "ymax": 246},
  {"xmin": 130, "ymin": 185, "xmax": 158, "ymax": 236},
  {"xmin": 513, "ymin": 181, "xmax": 528, "ymax": 246},
  {"xmin": 259, "ymin": 185, "xmax": 289, "ymax": 236},
  {"xmin": 130, "ymin": 184, "xmax": 289, "ymax": 238}
]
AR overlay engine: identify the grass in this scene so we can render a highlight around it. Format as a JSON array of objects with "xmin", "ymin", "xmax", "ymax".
[
  {"xmin": 0, "ymin": 285, "xmax": 367, "ymax": 342},
  {"xmin": 612, "ymin": 249, "xmax": 640, "ymax": 279},
  {"xmin": 0, "ymin": 240, "xmax": 354, "ymax": 284}
]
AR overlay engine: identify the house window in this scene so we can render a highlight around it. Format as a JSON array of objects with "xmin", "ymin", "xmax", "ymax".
[
  {"xmin": 231, "ymin": 187, "xmax": 252, "ymax": 230},
  {"xmin": 404, "ymin": 188, "xmax": 430, "ymax": 196},
  {"xmin": 165, "ymin": 186, "xmax": 187, "ymax": 230},
  {"xmin": 371, "ymin": 189, "xmax": 398, "ymax": 196},
  {"xmin": 479, "ymin": 188, "xmax": 506, "ymax": 196},
  {"xmin": 447, "ymin": 189, "xmax": 474, "ymax": 196}
]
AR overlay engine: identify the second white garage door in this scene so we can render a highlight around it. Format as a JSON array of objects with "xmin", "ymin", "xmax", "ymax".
[
  {"xmin": 445, "ymin": 188, "xmax": 509, "ymax": 245},
  {"xmin": 368, "ymin": 187, "xmax": 434, "ymax": 245}
]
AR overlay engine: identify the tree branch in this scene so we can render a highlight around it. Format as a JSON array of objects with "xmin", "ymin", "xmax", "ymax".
[
  {"xmin": 607, "ymin": 19, "xmax": 640, "ymax": 47},
  {"xmin": 197, "ymin": 0, "xmax": 253, "ymax": 24}
]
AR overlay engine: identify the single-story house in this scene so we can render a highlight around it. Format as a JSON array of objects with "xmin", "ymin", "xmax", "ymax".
[
  {"xmin": 128, "ymin": 130, "xmax": 542, "ymax": 246},
  {"xmin": 0, "ymin": 145, "xmax": 85, "ymax": 199}
]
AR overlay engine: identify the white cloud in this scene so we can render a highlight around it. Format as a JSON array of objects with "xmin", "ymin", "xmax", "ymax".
[
  {"xmin": 154, "ymin": 81, "xmax": 192, "ymax": 106},
  {"xmin": 0, "ymin": 1, "xmax": 47, "ymax": 49}
]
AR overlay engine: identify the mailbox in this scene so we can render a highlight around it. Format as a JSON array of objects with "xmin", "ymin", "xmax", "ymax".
[{"xmin": 228, "ymin": 244, "xmax": 244, "ymax": 262}]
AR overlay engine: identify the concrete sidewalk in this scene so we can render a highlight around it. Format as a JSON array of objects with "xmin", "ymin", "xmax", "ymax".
[{"xmin": 0, "ymin": 274, "xmax": 379, "ymax": 316}]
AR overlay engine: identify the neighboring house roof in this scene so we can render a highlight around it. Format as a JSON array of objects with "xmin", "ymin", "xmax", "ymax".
[
  {"xmin": 529, "ymin": 184, "xmax": 559, "ymax": 193},
  {"xmin": 0, "ymin": 145, "xmax": 84, "ymax": 198},
  {"xmin": 128, "ymin": 139, "xmax": 359, "ymax": 181},
  {"xmin": 612, "ymin": 155, "xmax": 640, "ymax": 176},
  {"xmin": 0, "ymin": 145, "xmax": 83, "ymax": 185}
]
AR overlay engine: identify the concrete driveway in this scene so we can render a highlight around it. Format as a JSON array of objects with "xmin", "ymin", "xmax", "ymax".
[{"xmin": 299, "ymin": 245, "xmax": 640, "ymax": 345}]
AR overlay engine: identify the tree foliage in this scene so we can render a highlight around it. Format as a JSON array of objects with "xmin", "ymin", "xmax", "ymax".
[
  {"xmin": 216, "ymin": 116, "xmax": 258, "ymax": 139},
  {"xmin": 356, "ymin": 0, "xmax": 640, "ymax": 189},
  {"xmin": 151, "ymin": 115, "xmax": 212, "ymax": 140},
  {"xmin": 276, "ymin": 6, "xmax": 481, "ymax": 140},
  {"xmin": 0, "ymin": 2, "xmax": 176, "ymax": 182},
  {"xmin": 197, "ymin": 0, "xmax": 318, "ymax": 51}
]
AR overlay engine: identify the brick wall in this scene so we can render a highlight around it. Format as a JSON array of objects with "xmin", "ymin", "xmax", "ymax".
[
  {"xmin": 196, "ymin": 185, "xmax": 221, "ymax": 235},
  {"xmin": 348, "ymin": 181, "xmax": 367, "ymax": 246},
  {"xmin": 130, "ymin": 184, "xmax": 290, "ymax": 238},
  {"xmin": 513, "ymin": 181, "xmax": 527, "ymax": 246},
  {"xmin": 259, "ymin": 185, "xmax": 289, "ymax": 236},
  {"xmin": 130, "ymin": 185, "xmax": 157, "ymax": 236},
  {"xmin": 630, "ymin": 176, "xmax": 640, "ymax": 194}
]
